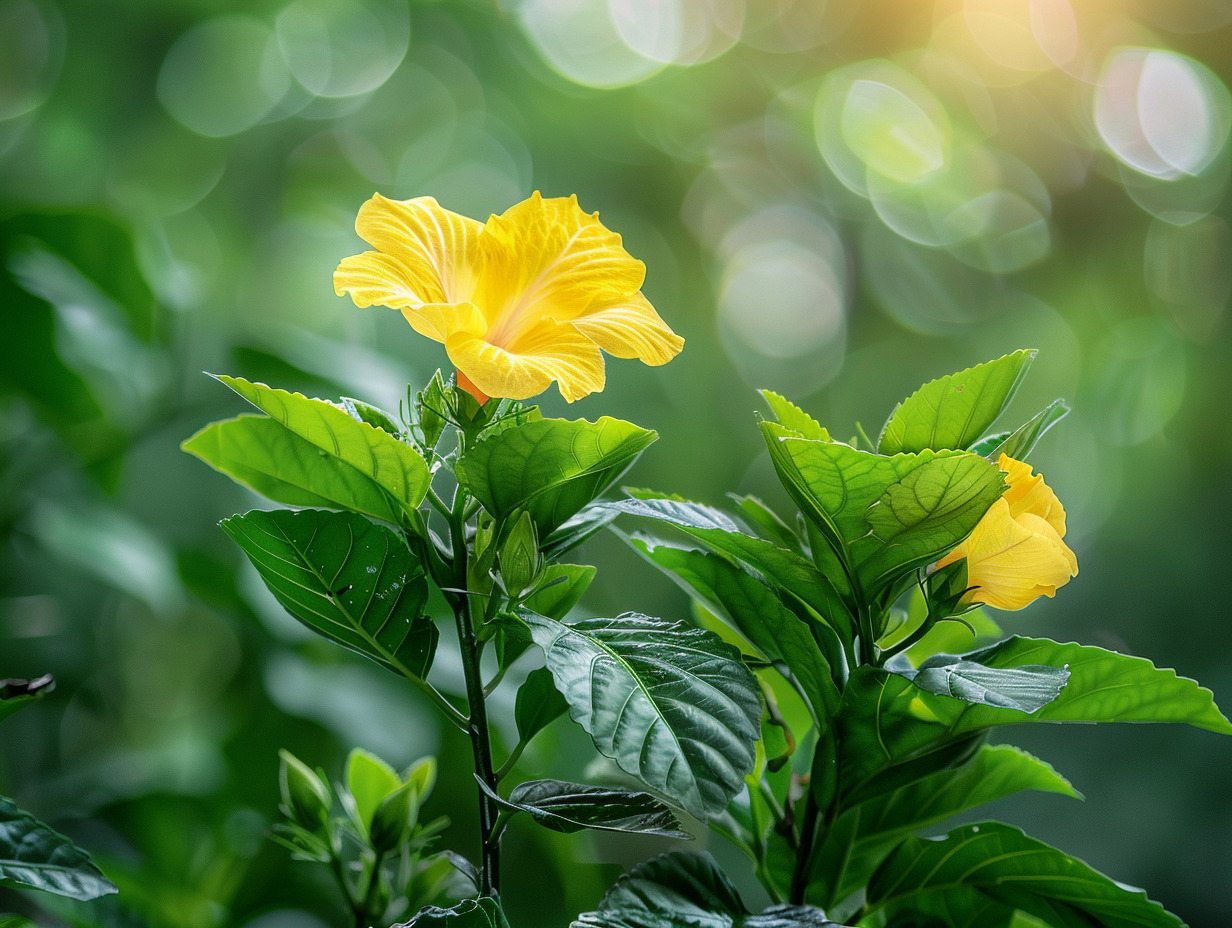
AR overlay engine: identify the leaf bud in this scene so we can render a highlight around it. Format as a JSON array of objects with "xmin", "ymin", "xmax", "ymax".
[
  {"xmin": 498, "ymin": 510, "xmax": 542, "ymax": 599},
  {"xmin": 369, "ymin": 780, "xmax": 419, "ymax": 852},
  {"xmin": 279, "ymin": 749, "xmax": 331, "ymax": 831}
]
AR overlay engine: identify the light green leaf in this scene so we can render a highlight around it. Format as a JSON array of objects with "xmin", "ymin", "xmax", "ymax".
[
  {"xmin": 514, "ymin": 666, "xmax": 569, "ymax": 745},
  {"xmin": 839, "ymin": 636, "xmax": 1232, "ymax": 803},
  {"xmin": 396, "ymin": 897, "xmax": 510, "ymax": 928},
  {"xmin": 183, "ymin": 415, "xmax": 403, "ymax": 522},
  {"xmin": 341, "ymin": 396, "xmax": 402, "ymax": 436},
  {"xmin": 520, "ymin": 612, "xmax": 761, "ymax": 820},
  {"xmin": 863, "ymin": 451, "xmax": 1005, "ymax": 588},
  {"xmin": 986, "ymin": 398, "xmax": 1071, "ymax": 462},
  {"xmin": 867, "ymin": 822, "xmax": 1182, "ymax": 928},
  {"xmin": 573, "ymin": 851, "xmax": 847, "ymax": 928},
  {"xmin": 347, "ymin": 748, "xmax": 402, "ymax": 833},
  {"xmin": 628, "ymin": 537, "xmax": 839, "ymax": 719},
  {"xmin": 221, "ymin": 508, "xmax": 437, "ymax": 680},
  {"xmin": 213, "ymin": 375, "xmax": 430, "ymax": 519},
  {"xmin": 479, "ymin": 778, "xmax": 690, "ymax": 839},
  {"xmin": 524, "ymin": 564, "xmax": 596, "ymax": 620},
  {"xmin": 759, "ymin": 390, "xmax": 831, "ymax": 441},
  {"xmin": 0, "ymin": 796, "xmax": 117, "ymax": 900},
  {"xmin": 0, "ymin": 675, "xmax": 54, "ymax": 724},
  {"xmin": 728, "ymin": 494, "xmax": 804, "ymax": 555},
  {"xmin": 456, "ymin": 416, "xmax": 657, "ymax": 536},
  {"xmin": 878, "ymin": 350, "xmax": 1036, "ymax": 454}
]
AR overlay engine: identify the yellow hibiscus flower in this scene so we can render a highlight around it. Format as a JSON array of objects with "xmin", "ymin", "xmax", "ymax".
[
  {"xmin": 334, "ymin": 192, "xmax": 684, "ymax": 403},
  {"xmin": 935, "ymin": 453, "xmax": 1078, "ymax": 611}
]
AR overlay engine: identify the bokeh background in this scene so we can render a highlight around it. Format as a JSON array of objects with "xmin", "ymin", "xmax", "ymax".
[{"xmin": 2, "ymin": 0, "xmax": 1231, "ymax": 925}]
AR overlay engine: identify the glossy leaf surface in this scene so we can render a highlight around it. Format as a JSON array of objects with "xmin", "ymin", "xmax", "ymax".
[
  {"xmin": 521, "ymin": 612, "xmax": 761, "ymax": 819},
  {"xmin": 222, "ymin": 508, "xmax": 437, "ymax": 679},
  {"xmin": 0, "ymin": 797, "xmax": 117, "ymax": 900},
  {"xmin": 480, "ymin": 778, "xmax": 689, "ymax": 838}
]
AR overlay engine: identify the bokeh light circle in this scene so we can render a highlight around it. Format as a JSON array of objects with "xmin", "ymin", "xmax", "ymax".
[
  {"xmin": 0, "ymin": 0, "xmax": 63, "ymax": 121},
  {"xmin": 609, "ymin": 0, "xmax": 743, "ymax": 66},
  {"xmin": 275, "ymin": 0, "xmax": 409, "ymax": 99},
  {"xmin": 157, "ymin": 15, "xmax": 291, "ymax": 138},
  {"xmin": 518, "ymin": 0, "xmax": 664, "ymax": 88}
]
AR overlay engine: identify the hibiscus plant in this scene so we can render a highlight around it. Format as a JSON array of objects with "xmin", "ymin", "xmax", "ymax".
[{"xmin": 178, "ymin": 193, "xmax": 1230, "ymax": 928}]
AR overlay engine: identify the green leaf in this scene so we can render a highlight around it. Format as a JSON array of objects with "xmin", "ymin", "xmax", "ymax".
[
  {"xmin": 607, "ymin": 494, "xmax": 853, "ymax": 649},
  {"xmin": 347, "ymin": 748, "xmax": 402, "ymax": 834},
  {"xmin": 0, "ymin": 675, "xmax": 54, "ymax": 724},
  {"xmin": 456, "ymin": 416, "xmax": 657, "ymax": 536},
  {"xmin": 520, "ymin": 612, "xmax": 761, "ymax": 820},
  {"xmin": 760, "ymin": 390, "xmax": 831, "ymax": 441},
  {"xmin": 183, "ymin": 415, "xmax": 404, "ymax": 522},
  {"xmin": 895, "ymin": 655, "xmax": 1070, "ymax": 712},
  {"xmin": 728, "ymin": 494, "xmax": 805, "ymax": 555},
  {"xmin": 514, "ymin": 666, "xmax": 569, "ymax": 745},
  {"xmin": 867, "ymin": 822, "xmax": 1182, "ymax": 928},
  {"xmin": 0, "ymin": 796, "xmax": 117, "ymax": 900},
  {"xmin": 396, "ymin": 897, "xmax": 510, "ymax": 928},
  {"xmin": 341, "ymin": 396, "xmax": 402, "ymax": 436},
  {"xmin": 541, "ymin": 505, "xmax": 622, "ymax": 560},
  {"xmin": 221, "ymin": 508, "xmax": 437, "ymax": 680},
  {"xmin": 479, "ymin": 778, "xmax": 690, "ymax": 839},
  {"xmin": 524, "ymin": 564, "xmax": 596, "ymax": 620},
  {"xmin": 573, "ymin": 851, "xmax": 847, "ymax": 928},
  {"xmin": 627, "ymin": 537, "xmax": 839, "ymax": 720},
  {"xmin": 878, "ymin": 350, "xmax": 1036, "ymax": 454},
  {"xmin": 213, "ymin": 375, "xmax": 431, "ymax": 519},
  {"xmin": 986, "ymin": 398, "xmax": 1071, "ymax": 461},
  {"xmin": 839, "ymin": 636, "xmax": 1232, "ymax": 803}
]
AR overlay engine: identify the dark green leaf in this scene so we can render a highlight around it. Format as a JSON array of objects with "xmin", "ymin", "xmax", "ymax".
[
  {"xmin": 183, "ymin": 415, "xmax": 403, "ymax": 523},
  {"xmin": 728, "ymin": 494, "xmax": 804, "ymax": 554},
  {"xmin": 394, "ymin": 897, "xmax": 510, "ymax": 928},
  {"xmin": 878, "ymin": 350, "xmax": 1036, "ymax": 454},
  {"xmin": 896, "ymin": 655, "xmax": 1069, "ymax": 712},
  {"xmin": 760, "ymin": 390, "xmax": 831, "ymax": 441},
  {"xmin": 221, "ymin": 509, "xmax": 437, "ymax": 679},
  {"xmin": 541, "ymin": 505, "xmax": 622, "ymax": 560},
  {"xmin": 628, "ymin": 536, "xmax": 839, "ymax": 719},
  {"xmin": 868, "ymin": 822, "xmax": 1182, "ymax": 928},
  {"xmin": 480, "ymin": 778, "xmax": 689, "ymax": 838},
  {"xmin": 456, "ymin": 416, "xmax": 657, "ymax": 536},
  {"xmin": 986, "ymin": 398, "xmax": 1071, "ymax": 461},
  {"xmin": 213, "ymin": 375, "xmax": 431, "ymax": 519},
  {"xmin": 520, "ymin": 612, "xmax": 761, "ymax": 819},
  {"xmin": 0, "ymin": 675, "xmax": 54, "ymax": 724},
  {"xmin": 573, "ymin": 851, "xmax": 847, "ymax": 928},
  {"xmin": 514, "ymin": 667, "xmax": 569, "ymax": 744},
  {"xmin": 0, "ymin": 796, "xmax": 117, "ymax": 900}
]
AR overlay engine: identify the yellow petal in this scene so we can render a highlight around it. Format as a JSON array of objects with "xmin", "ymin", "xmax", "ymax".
[
  {"xmin": 571, "ymin": 292, "xmax": 685, "ymax": 365},
  {"xmin": 939, "ymin": 498, "xmax": 1078, "ymax": 610},
  {"xmin": 335, "ymin": 194, "xmax": 482, "ymax": 309},
  {"xmin": 477, "ymin": 192, "xmax": 646, "ymax": 346},
  {"xmin": 446, "ymin": 319, "xmax": 605, "ymax": 403},
  {"xmin": 997, "ymin": 454, "xmax": 1067, "ymax": 537},
  {"xmin": 399, "ymin": 301, "xmax": 487, "ymax": 345}
]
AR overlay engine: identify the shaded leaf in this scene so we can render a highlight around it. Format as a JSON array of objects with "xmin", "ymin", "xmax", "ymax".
[
  {"xmin": 221, "ymin": 509, "xmax": 437, "ymax": 679},
  {"xmin": 524, "ymin": 564, "xmax": 596, "ymax": 620},
  {"xmin": 183, "ymin": 415, "xmax": 403, "ymax": 522},
  {"xmin": 514, "ymin": 666, "xmax": 569, "ymax": 744},
  {"xmin": 868, "ymin": 822, "xmax": 1182, "ymax": 928},
  {"xmin": 214, "ymin": 375, "xmax": 430, "ymax": 519},
  {"xmin": 0, "ymin": 675, "xmax": 54, "ymax": 724},
  {"xmin": 0, "ymin": 796, "xmax": 116, "ymax": 900},
  {"xmin": 985, "ymin": 399, "xmax": 1070, "ymax": 461},
  {"xmin": 628, "ymin": 536, "xmax": 839, "ymax": 719},
  {"xmin": 541, "ymin": 504, "xmax": 622, "ymax": 561},
  {"xmin": 456, "ymin": 416, "xmax": 656, "ymax": 536},
  {"xmin": 521, "ymin": 612, "xmax": 761, "ymax": 819},
  {"xmin": 480, "ymin": 778, "xmax": 689, "ymax": 838},
  {"xmin": 878, "ymin": 351, "xmax": 1035, "ymax": 455}
]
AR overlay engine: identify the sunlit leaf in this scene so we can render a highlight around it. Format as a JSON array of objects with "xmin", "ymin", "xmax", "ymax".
[
  {"xmin": 759, "ymin": 389, "xmax": 831, "ymax": 441},
  {"xmin": 878, "ymin": 351, "xmax": 1036, "ymax": 455},
  {"xmin": 457, "ymin": 416, "xmax": 657, "ymax": 536},
  {"xmin": 520, "ymin": 612, "xmax": 761, "ymax": 819},
  {"xmin": 221, "ymin": 508, "xmax": 437, "ymax": 680},
  {"xmin": 868, "ymin": 822, "xmax": 1182, "ymax": 928},
  {"xmin": 214, "ymin": 375, "xmax": 431, "ymax": 521},
  {"xmin": 183, "ymin": 415, "xmax": 403, "ymax": 522},
  {"xmin": 0, "ymin": 796, "xmax": 117, "ymax": 900},
  {"xmin": 479, "ymin": 778, "xmax": 689, "ymax": 839},
  {"xmin": 983, "ymin": 399, "xmax": 1071, "ymax": 462}
]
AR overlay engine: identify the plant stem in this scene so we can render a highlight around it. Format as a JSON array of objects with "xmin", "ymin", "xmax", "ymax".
[
  {"xmin": 357, "ymin": 849, "xmax": 386, "ymax": 928},
  {"xmin": 449, "ymin": 489, "xmax": 502, "ymax": 896},
  {"xmin": 790, "ymin": 787, "xmax": 820, "ymax": 905}
]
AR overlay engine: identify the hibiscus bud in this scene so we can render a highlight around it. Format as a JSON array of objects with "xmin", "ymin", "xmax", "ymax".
[
  {"xmin": 279, "ymin": 749, "xmax": 331, "ymax": 831},
  {"xmin": 369, "ymin": 780, "xmax": 419, "ymax": 853},
  {"xmin": 498, "ymin": 510, "xmax": 542, "ymax": 598}
]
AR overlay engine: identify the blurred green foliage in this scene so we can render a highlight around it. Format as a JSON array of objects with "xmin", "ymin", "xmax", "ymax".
[{"xmin": 1, "ymin": 0, "xmax": 1230, "ymax": 925}]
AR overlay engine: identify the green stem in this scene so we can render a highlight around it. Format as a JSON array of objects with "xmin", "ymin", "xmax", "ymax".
[
  {"xmin": 790, "ymin": 787, "xmax": 821, "ymax": 905},
  {"xmin": 357, "ymin": 849, "xmax": 387, "ymax": 928},
  {"xmin": 449, "ymin": 488, "xmax": 502, "ymax": 897}
]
